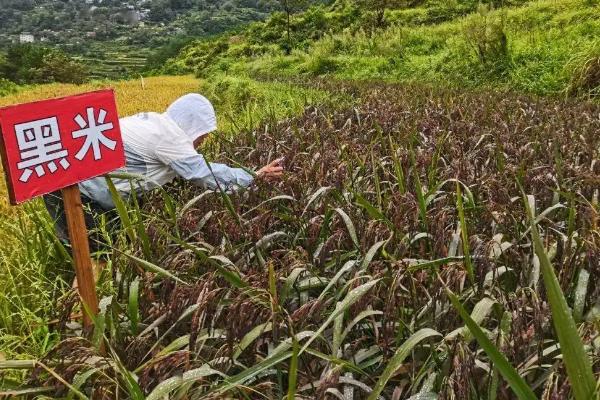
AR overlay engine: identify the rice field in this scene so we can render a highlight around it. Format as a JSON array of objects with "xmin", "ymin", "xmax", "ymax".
[
  {"xmin": 0, "ymin": 75, "xmax": 202, "ymax": 116},
  {"xmin": 0, "ymin": 75, "xmax": 203, "ymax": 375},
  {"xmin": 1, "ymin": 76, "xmax": 598, "ymax": 398}
]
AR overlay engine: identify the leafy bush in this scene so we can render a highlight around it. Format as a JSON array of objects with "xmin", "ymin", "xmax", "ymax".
[
  {"xmin": 145, "ymin": 36, "xmax": 195, "ymax": 72},
  {"xmin": 186, "ymin": 39, "xmax": 230, "ymax": 78},
  {"xmin": 566, "ymin": 42, "xmax": 600, "ymax": 98},
  {"xmin": 0, "ymin": 78, "xmax": 18, "ymax": 97},
  {"xmin": 0, "ymin": 44, "xmax": 88, "ymax": 85},
  {"xmin": 300, "ymin": 50, "xmax": 339, "ymax": 75},
  {"xmin": 205, "ymin": 75, "xmax": 256, "ymax": 108},
  {"xmin": 463, "ymin": 5, "xmax": 512, "ymax": 78}
]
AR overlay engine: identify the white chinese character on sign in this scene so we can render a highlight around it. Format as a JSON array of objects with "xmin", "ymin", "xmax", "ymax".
[
  {"xmin": 72, "ymin": 107, "xmax": 116, "ymax": 161},
  {"xmin": 15, "ymin": 117, "xmax": 70, "ymax": 183}
]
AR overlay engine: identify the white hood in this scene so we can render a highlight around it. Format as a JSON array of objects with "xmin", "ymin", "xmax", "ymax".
[{"xmin": 165, "ymin": 94, "xmax": 217, "ymax": 141}]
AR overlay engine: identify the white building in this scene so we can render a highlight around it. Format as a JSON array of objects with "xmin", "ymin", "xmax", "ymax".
[{"xmin": 19, "ymin": 33, "xmax": 34, "ymax": 43}]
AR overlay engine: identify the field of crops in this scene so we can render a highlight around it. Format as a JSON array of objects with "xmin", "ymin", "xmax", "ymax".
[
  {"xmin": 1, "ymin": 75, "xmax": 597, "ymax": 398},
  {"xmin": 0, "ymin": 75, "xmax": 203, "ymax": 378}
]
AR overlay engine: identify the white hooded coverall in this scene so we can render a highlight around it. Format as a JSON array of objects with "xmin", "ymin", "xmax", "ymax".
[{"xmin": 78, "ymin": 94, "xmax": 254, "ymax": 209}]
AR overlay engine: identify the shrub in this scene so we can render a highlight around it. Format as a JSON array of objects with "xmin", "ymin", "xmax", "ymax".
[
  {"xmin": 463, "ymin": 5, "xmax": 512, "ymax": 78},
  {"xmin": 0, "ymin": 44, "xmax": 88, "ymax": 84},
  {"xmin": 301, "ymin": 52, "xmax": 339, "ymax": 75},
  {"xmin": 37, "ymin": 51, "xmax": 88, "ymax": 84},
  {"xmin": 173, "ymin": 39, "xmax": 230, "ymax": 78},
  {"xmin": 566, "ymin": 43, "xmax": 600, "ymax": 98},
  {"xmin": 204, "ymin": 75, "xmax": 257, "ymax": 108},
  {"xmin": 0, "ymin": 78, "xmax": 18, "ymax": 97}
]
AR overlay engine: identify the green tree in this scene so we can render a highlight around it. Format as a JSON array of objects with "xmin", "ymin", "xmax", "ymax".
[
  {"xmin": 354, "ymin": 0, "xmax": 406, "ymax": 27},
  {"xmin": 279, "ymin": 0, "xmax": 308, "ymax": 53},
  {"xmin": 38, "ymin": 51, "xmax": 88, "ymax": 84},
  {"xmin": 0, "ymin": 44, "xmax": 87, "ymax": 84}
]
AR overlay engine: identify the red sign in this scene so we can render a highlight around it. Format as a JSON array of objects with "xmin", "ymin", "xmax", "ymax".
[{"xmin": 0, "ymin": 90, "xmax": 125, "ymax": 204}]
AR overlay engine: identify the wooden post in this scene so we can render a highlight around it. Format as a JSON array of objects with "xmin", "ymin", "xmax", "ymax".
[{"xmin": 62, "ymin": 184, "xmax": 99, "ymax": 328}]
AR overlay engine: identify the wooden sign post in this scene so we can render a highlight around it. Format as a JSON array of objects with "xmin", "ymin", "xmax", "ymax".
[
  {"xmin": 0, "ymin": 90, "xmax": 125, "ymax": 330},
  {"xmin": 62, "ymin": 184, "xmax": 100, "ymax": 328}
]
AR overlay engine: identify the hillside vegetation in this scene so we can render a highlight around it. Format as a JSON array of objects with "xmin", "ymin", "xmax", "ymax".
[
  {"xmin": 0, "ymin": 0, "xmax": 282, "ymax": 47},
  {"xmin": 1, "ymin": 0, "xmax": 600, "ymax": 398},
  {"xmin": 0, "ymin": 0, "xmax": 325, "ymax": 81},
  {"xmin": 167, "ymin": 0, "xmax": 600, "ymax": 97}
]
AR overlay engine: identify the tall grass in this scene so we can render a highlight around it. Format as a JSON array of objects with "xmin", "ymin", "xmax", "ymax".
[
  {"xmin": 0, "ymin": 74, "xmax": 338, "ymax": 394},
  {"xmin": 0, "ymin": 75, "xmax": 200, "ymax": 376},
  {"xmin": 2, "ymin": 77, "xmax": 598, "ymax": 398},
  {"xmin": 235, "ymin": 0, "xmax": 600, "ymax": 97}
]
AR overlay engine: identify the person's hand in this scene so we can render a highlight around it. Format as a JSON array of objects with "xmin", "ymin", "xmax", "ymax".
[{"xmin": 257, "ymin": 158, "xmax": 284, "ymax": 181}]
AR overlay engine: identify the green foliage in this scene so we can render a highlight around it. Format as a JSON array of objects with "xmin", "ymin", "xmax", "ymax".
[
  {"xmin": 201, "ymin": 74, "xmax": 336, "ymax": 134},
  {"xmin": 463, "ymin": 5, "xmax": 512, "ymax": 78},
  {"xmin": 2, "ymin": 0, "xmax": 600, "ymax": 397},
  {"xmin": 354, "ymin": 0, "xmax": 407, "ymax": 27},
  {"xmin": 145, "ymin": 36, "xmax": 195, "ymax": 72},
  {"xmin": 2, "ymin": 73, "xmax": 600, "ymax": 397},
  {"xmin": 0, "ymin": 78, "xmax": 18, "ymax": 97},
  {"xmin": 0, "ymin": 44, "xmax": 87, "ymax": 85},
  {"xmin": 524, "ymin": 193, "xmax": 597, "ymax": 400},
  {"xmin": 161, "ymin": 38, "xmax": 230, "ymax": 77},
  {"xmin": 299, "ymin": 45, "xmax": 340, "ymax": 75},
  {"xmin": 448, "ymin": 292, "xmax": 537, "ymax": 400},
  {"xmin": 0, "ymin": 202, "xmax": 68, "ymax": 366},
  {"xmin": 171, "ymin": 0, "xmax": 599, "ymax": 97},
  {"xmin": 0, "ymin": 0, "xmax": 283, "ymax": 47},
  {"xmin": 566, "ymin": 40, "xmax": 600, "ymax": 98}
]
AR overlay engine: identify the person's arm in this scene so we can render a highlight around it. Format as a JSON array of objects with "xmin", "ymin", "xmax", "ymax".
[
  {"xmin": 170, "ymin": 156, "xmax": 285, "ymax": 190},
  {"xmin": 170, "ymin": 154, "xmax": 254, "ymax": 191},
  {"xmin": 155, "ymin": 125, "xmax": 283, "ymax": 190}
]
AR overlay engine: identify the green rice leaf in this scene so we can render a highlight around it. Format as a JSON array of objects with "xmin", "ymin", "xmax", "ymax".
[
  {"xmin": 523, "ymin": 193, "xmax": 596, "ymax": 400},
  {"xmin": 354, "ymin": 192, "xmax": 393, "ymax": 227},
  {"xmin": 302, "ymin": 186, "xmax": 332, "ymax": 215},
  {"xmin": 456, "ymin": 182, "xmax": 474, "ymax": 283},
  {"xmin": 573, "ymin": 269, "xmax": 589, "ymax": 323},
  {"xmin": 233, "ymin": 322, "xmax": 273, "ymax": 360},
  {"xmin": 340, "ymin": 310, "xmax": 383, "ymax": 344},
  {"xmin": 121, "ymin": 252, "xmax": 186, "ymax": 284},
  {"xmin": 317, "ymin": 260, "xmax": 356, "ymax": 302},
  {"xmin": 448, "ymin": 291, "xmax": 536, "ymax": 400},
  {"xmin": 445, "ymin": 297, "xmax": 496, "ymax": 342},
  {"xmin": 215, "ymin": 350, "xmax": 293, "ymax": 394},
  {"xmin": 162, "ymin": 228, "xmax": 247, "ymax": 289},
  {"xmin": 105, "ymin": 176, "xmax": 135, "ymax": 243},
  {"xmin": 1, "ymin": 387, "xmax": 56, "ymax": 397},
  {"xmin": 360, "ymin": 240, "xmax": 388, "ymax": 271},
  {"xmin": 334, "ymin": 208, "xmax": 360, "ymax": 249},
  {"xmin": 368, "ymin": 328, "xmax": 442, "ymax": 400},
  {"xmin": 147, "ymin": 365, "xmax": 226, "ymax": 400},
  {"xmin": 0, "ymin": 360, "xmax": 36, "ymax": 369},
  {"xmin": 406, "ymin": 256, "xmax": 464, "ymax": 272},
  {"xmin": 300, "ymin": 279, "xmax": 380, "ymax": 355},
  {"xmin": 128, "ymin": 277, "xmax": 140, "ymax": 335},
  {"xmin": 287, "ymin": 335, "xmax": 300, "ymax": 400},
  {"xmin": 67, "ymin": 368, "xmax": 103, "ymax": 400}
]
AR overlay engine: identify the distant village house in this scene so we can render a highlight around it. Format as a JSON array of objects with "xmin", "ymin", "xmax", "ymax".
[{"xmin": 19, "ymin": 33, "xmax": 35, "ymax": 43}]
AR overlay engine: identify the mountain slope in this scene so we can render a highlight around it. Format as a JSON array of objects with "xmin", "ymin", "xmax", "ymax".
[{"xmin": 167, "ymin": 0, "xmax": 600, "ymax": 98}]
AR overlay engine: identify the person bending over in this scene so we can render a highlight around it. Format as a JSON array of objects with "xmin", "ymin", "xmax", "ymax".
[{"xmin": 45, "ymin": 93, "xmax": 283, "ymax": 280}]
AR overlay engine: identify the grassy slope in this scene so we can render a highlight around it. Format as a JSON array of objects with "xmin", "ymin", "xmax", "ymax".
[{"xmin": 200, "ymin": 0, "xmax": 599, "ymax": 97}]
